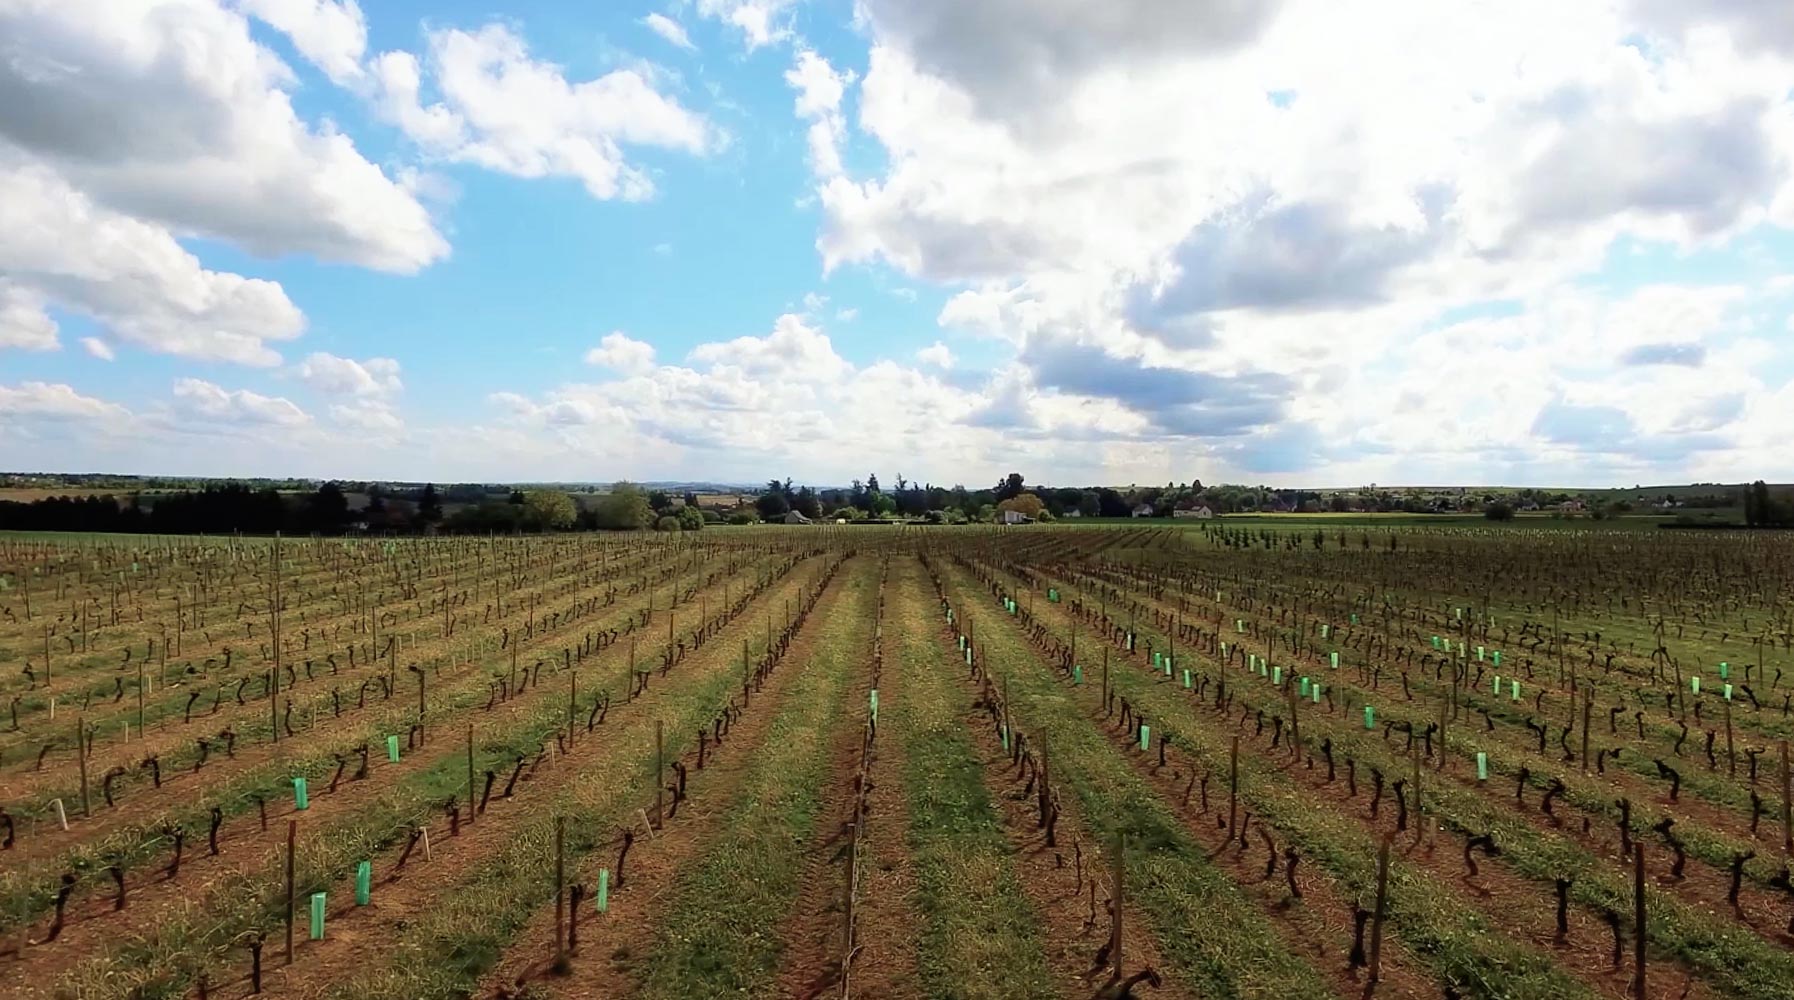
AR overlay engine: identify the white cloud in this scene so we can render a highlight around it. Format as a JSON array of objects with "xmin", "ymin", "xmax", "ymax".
[
  {"xmin": 373, "ymin": 24, "xmax": 716, "ymax": 201},
  {"xmin": 0, "ymin": 0, "xmax": 447, "ymax": 272},
  {"xmin": 296, "ymin": 352, "xmax": 402, "ymax": 396},
  {"xmin": 0, "ymin": 162, "xmax": 305, "ymax": 365},
  {"xmin": 238, "ymin": 0, "xmax": 369, "ymax": 87},
  {"xmin": 584, "ymin": 331, "xmax": 657, "ymax": 373},
  {"xmin": 785, "ymin": 49, "xmax": 855, "ymax": 178},
  {"xmin": 688, "ymin": 313, "xmax": 849, "ymax": 381},
  {"xmin": 0, "ymin": 282, "xmax": 58, "ymax": 351},
  {"xmin": 0, "ymin": 381, "xmax": 127, "ymax": 420},
  {"xmin": 915, "ymin": 341, "xmax": 954, "ymax": 367},
  {"xmin": 643, "ymin": 13, "xmax": 696, "ymax": 51},
  {"xmin": 171, "ymin": 377, "xmax": 310, "ymax": 426},
  {"xmin": 328, "ymin": 398, "xmax": 402, "ymax": 435},
  {"xmin": 697, "ymin": 0, "xmax": 796, "ymax": 50},
  {"xmin": 80, "ymin": 337, "xmax": 114, "ymax": 361}
]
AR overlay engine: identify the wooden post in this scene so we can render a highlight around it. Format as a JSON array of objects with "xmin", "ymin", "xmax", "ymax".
[
  {"xmin": 1368, "ymin": 835, "xmax": 1390, "ymax": 987},
  {"xmin": 272, "ymin": 533, "xmax": 282, "ymax": 744},
  {"xmin": 285, "ymin": 819, "xmax": 297, "ymax": 964},
  {"xmin": 1581, "ymin": 692, "xmax": 1592, "ymax": 774},
  {"xmin": 1781, "ymin": 740, "xmax": 1791, "ymax": 855},
  {"xmin": 44, "ymin": 623, "xmax": 51, "ymax": 684},
  {"xmin": 567, "ymin": 669, "xmax": 576, "ymax": 748},
  {"xmin": 1227, "ymin": 735, "xmax": 1240, "ymax": 839},
  {"xmin": 554, "ymin": 815, "xmax": 566, "ymax": 961},
  {"xmin": 1632, "ymin": 843, "xmax": 1646, "ymax": 998},
  {"xmin": 467, "ymin": 724, "xmax": 477, "ymax": 827},
  {"xmin": 1109, "ymin": 832, "xmax": 1124, "ymax": 979},
  {"xmin": 77, "ymin": 718, "xmax": 90, "ymax": 817},
  {"xmin": 655, "ymin": 720, "xmax": 665, "ymax": 829},
  {"xmin": 1725, "ymin": 696, "xmax": 1735, "ymax": 777}
]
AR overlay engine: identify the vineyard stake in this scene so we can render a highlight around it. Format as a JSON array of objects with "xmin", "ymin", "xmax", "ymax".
[
  {"xmin": 467, "ymin": 724, "xmax": 476, "ymax": 827},
  {"xmin": 554, "ymin": 815, "xmax": 567, "ymax": 968},
  {"xmin": 137, "ymin": 658, "xmax": 145, "ymax": 738},
  {"xmin": 1109, "ymin": 831, "xmax": 1124, "ymax": 980},
  {"xmin": 1227, "ymin": 735, "xmax": 1239, "ymax": 840},
  {"xmin": 1632, "ymin": 843, "xmax": 1646, "ymax": 998},
  {"xmin": 655, "ymin": 720, "xmax": 665, "ymax": 829},
  {"xmin": 1368, "ymin": 835, "xmax": 1390, "ymax": 988},
  {"xmin": 1724, "ymin": 696, "xmax": 1735, "ymax": 776},
  {"xmin": 1781, "ymin": 740, "xmax": 1791, "ymax": 855},
  {"xmin": 285, "ymin": 819, "xmax": 296, "ymax": 965},
  {"xmin": 77, "ymin": 718, "xmax": 90, "ymax": 817}
]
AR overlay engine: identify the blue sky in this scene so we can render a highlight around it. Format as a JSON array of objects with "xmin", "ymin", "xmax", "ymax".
[{"xmin": 3, "ymin": 0, "xmax": 1794, "ymax": 488}]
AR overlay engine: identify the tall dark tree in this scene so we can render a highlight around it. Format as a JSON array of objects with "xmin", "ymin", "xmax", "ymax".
[
  {"xmin": 416, "ymin": 483, "xmax": 442, "ymax": 527},
  {"xmin": 995, "ymin": 473, "xmax": 1025, "ymax": 502},
  {"xmin": 308, "ymin": 483, "xmax": 350, "ymax": 533}
]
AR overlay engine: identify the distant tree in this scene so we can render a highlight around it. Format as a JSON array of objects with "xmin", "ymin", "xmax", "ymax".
[
  {"xmin": 648, "ymin": 490, "xmax": 671, "ymax": 512},
  {"xmin": 676, "ymin": 505, "xmax": 705, "ymax": 531},
  {"xmin": 794, "ymin": 486, "xmax": 823, "ymax": 519},
  {"xmin": 1328, "ymin": 495, "xmax": 1351, "ymax": 513},
  {"xmin": 756, "ymin": 486, "xmax": 791, "ymax": 519},
  {"xmin": 1484, "ymin": 501, "xmax": 1515, "ymax": 522},
  {"xmin": 870, "ymin": 492, "xmax": 898, "ymax": 516},
  {"xmin": 1096, "ymin": 488, "xmax": 1129, "ymax": 518},
  {"xmin": 998, "ymin": 492, "xmax": 1045, "ymax": 518},
  {"xmin": 866, "ymin": 472, "xmax": 881, "ymax": 494},
  {"xmin": 654, "ymin": 515, "xmax": 680, "ymax": 531},
  {"xmin": 593, "ymin": 483, "xmax": 654, "ymax": 530},
  {"xmin": 508, "ymin": 490, "xmax": 526, "ymax": 505},
  {"xmin": 995, "ymin": 473, "xmax": 1025, "ymax": 502},
  {"xmin": 417, "ymin": 483, "xmax": 443, "ymax": 527},
  {"xmin": 849, "ymin": 478, "xmax": 868, "ymax": 511},
  {"xmin": 307, "ymin": 483, "xmax": 350, "ymax": 533},
  {"xmin": 683, "ymin": 491, "xmax": 699, "ymax": 509},
  {"xmin": 522, "ymin": 490, "xmax": 577, "ymax": 531}
]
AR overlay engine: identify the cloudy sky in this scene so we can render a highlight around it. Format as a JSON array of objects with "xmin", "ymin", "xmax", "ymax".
[{"xmin": 3, "ymin": 0, "xmax": 1794, "ymax": 487}]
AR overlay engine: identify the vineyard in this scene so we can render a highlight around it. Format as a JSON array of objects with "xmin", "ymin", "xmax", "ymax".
[{"xmin": 2, "ymin": 523, "xmax": 1793, "ymax": 1000}]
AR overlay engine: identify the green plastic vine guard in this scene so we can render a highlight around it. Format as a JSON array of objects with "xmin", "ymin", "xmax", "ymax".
[
  {"xmin": 293, "ymin": 777, "xmax": 309, "ymax": 811},
  {"xmin": 310, "ymin": 892, "xmax": 326, "ymax": 940},
  {"xmin": 1720, "ymin": 662, "xmax": 1730, "ymax": 680},
  {"xmin": 1476, "ymin": 752, "xmax": 1488, "ymax": 780},
  {"xmin": 1272, "ymin": 666, "xmax": 1282, "ymax": 685},
  {"xmin": 1692, "ymin": 676, "xmax": 1701, "ymax": 694},
  {"xmin": 1329, "ymin": 651, "xmax": 1339, "ymax": 669},
  {"xmin": 355, "ymin": 861, "xmax": 371, "ymax": 905},
  {"xmin": 1311, "ymin": 684, "xmax": 1321, "ymax": 704},
  {"xmin": 1299, "ymin": 677, "xmax": 1310, "ymax": 697},
  {"xmin": 1509, "ymin": 680, "xmax": 1519, "ymax": 701},
  {"xmin": 1476, "ymin": 646, "xmax": 1485, "ymax": 660},
  {"xmin": 1183, "ymin": 669, "xmax": 1191, "ymax": 689},
  {"xmin": 1364, "ymin": 705, "xmax": 1375, "ymax": 729},
  {"xmin": 1725, "ymin": 683, "xmax": 1733, "ymax": 701},
  {"xmin": 596, "ymin": 869, "xmax": 611, "ymax": 913},
  {"xmin": 1139, "ymin": 725, "xmax": 1150, "ymax": 751},
  {"xmin": 1492, "ymin": 651, "xmax": 1502, "ymax": 667},
  {"xmin": 386, "ymin": 735, "xmax": 400, "ymax": 763},
  {"xmin": 1153, "ymin": 652, "xmax": 1162, "ymax": 669},
  {"xmin": 1493, "ymin": 674, "xmax": 1501, "ymax": 695},
  {"xmin": 869, "ymin": 689, "xmax": 879, "ymax": 722},
  {"xmin": 1073, "ymin": 665, "xmax": 1083, "ymax": 685},
  {"xmin": 1001, "ymin": 726, "xmax": 1009, "ymax": 751}
]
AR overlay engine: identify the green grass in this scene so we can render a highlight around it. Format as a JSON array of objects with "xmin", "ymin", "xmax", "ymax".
[
  {"xmin": 936, "ymin": 563, "xmax": 1338, "ymax": 1000},
  {"xmin": 633, "ymin": 562, "xmax": 870, "ymax": 999},
  {"xmin": 889, "ymin": 560, "xmax": 1057, "ymax": 1000}
]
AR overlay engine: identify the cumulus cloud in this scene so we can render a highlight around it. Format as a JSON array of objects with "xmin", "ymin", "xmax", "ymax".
[
  {"xmin": 696, "ymin": 0, "xmax": 796, "ymax": 50},
  {"xmin": 296, "ymin": 352, "xmax": 402, "ymax": 396},
  {"xmin": 239, "ymin": 0, "xmax": 369, "ymax": 86},
  {"xmin": 0, "ymin": 381, "xmax": 128, "ymax": 420},
  {"xmin": 915, "ymin": 342, "xmax": 954, "ymax": 368},
  {"xmin": 785, "ymin": 49, "xmax": 855, "ymax": 178},
  {"xmin": 0, "ymin": 163, "xmax": 305, "ymax": 365},
  {"xmin": 0, "ymin": 0, "xmax": 447, "ymax": 272},
  {"xmin": 0, "ymin": 282, "xmax": 58, "ymax": 351},
  {"xmin": 373, "ymin": 24, "xmax": 716, "ymax": 200},
  {"xmin": 171, "ymin": 377, "xmax": 310, "ymax": 426},
  {"xmin": 80, "ymin": 337, "xmax": 115, "ymax": 361},
  {"xmin": 643, "ymin": 13, "xmax": 695, "ymax": 51},
  {"xmin": 584, "ymin": 332, "xmax": 656, "ymax": 373}
]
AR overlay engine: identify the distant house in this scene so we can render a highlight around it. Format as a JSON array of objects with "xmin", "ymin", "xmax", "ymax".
[
  {"xmin": 1000, "ymin": 510, "xmax": 1034, "ymax": 525},
  {"xmin": 1174, "ymin": 506, "xmax": 1215, "ymax": 519},
  {"xmin": 1131, "ymin": 503, "xmax": 1155, "ymax": 518},
  {"xmin": 1062, "ymin": 509, "xmax": 1082, "ymax": 518},
  {"xmin": 783, "ymin": 510, "xmax": 813, "ymax": 525}
]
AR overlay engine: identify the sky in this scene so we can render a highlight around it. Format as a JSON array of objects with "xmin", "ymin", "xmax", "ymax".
[{"xmin": 3, "ymin": 0, "xmax": 1794, "ymax": 489}]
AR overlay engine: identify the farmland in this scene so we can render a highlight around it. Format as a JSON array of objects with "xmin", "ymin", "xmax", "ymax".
[{"xmin": 2, "ymin": 524, "xmax": 1792, "ymax": 1000}]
